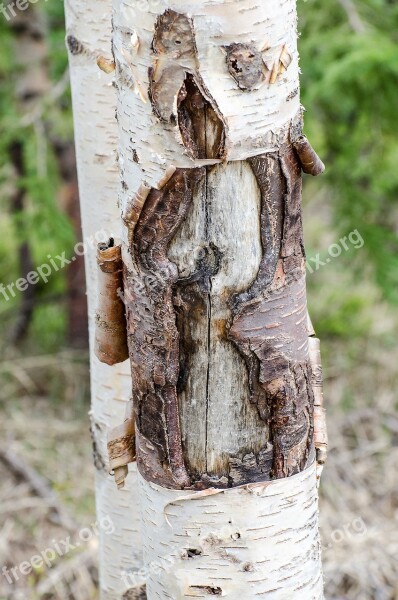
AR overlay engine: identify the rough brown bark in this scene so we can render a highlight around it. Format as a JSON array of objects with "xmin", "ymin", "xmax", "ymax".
[
  {"xmin": 229, "ymin": 143, "xmax": 315, "ymax": 480},
  {"xmin": 124, "ymin": 169, "xmax": 204, "ymax": 489}
]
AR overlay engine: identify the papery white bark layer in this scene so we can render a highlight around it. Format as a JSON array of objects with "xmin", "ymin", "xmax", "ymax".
[
  {"xmin": 114, "ymin": 0, "xmax": 300, "ymax": 190},
  {"xmin": 139, "ymin": 462, "xmax": 323, "ymax": 599},
  {"xmin": 64, "ymin": 1, "xmax": 142, "ymax": 597}
]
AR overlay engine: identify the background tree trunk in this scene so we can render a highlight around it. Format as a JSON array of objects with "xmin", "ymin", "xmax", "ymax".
[
  {"xmin": 64, "ymin": 1, "xmax": 143, "ymax": 598},
  {"xmin": 112, "ymin": 0, "xmax": 325, "ymax": 598},
  {"xmin": 7, "ymin": 4, "xmax": 48, "ymax": 344}
]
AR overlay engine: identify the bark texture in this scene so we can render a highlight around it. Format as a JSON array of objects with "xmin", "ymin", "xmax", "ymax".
[
  {"xmin": 64, "ymin": 1, "xmax": 143, "ymax": 597},
  {"xmin": 229, "ymin": 143, "xmax": 315, "ymax": 480},
  {"xmin": 140, "ymin": 463, "xmax": 322, "ymax": 599},
  {"xmin": 122, "ymin": 129, "xmax": 319, "ymax": 489}
]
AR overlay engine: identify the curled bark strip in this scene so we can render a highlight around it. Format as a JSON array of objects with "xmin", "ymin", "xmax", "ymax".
[
  {"xmin": 123, "ymin": 184, "xmax": 151, "ymax": 247},
  {"xmin": 266, "ymin": 44, "xmax": 293, "ymax": 84},
  {"xmin": 108, "ymin": 400, "xmax": 136, "ymax": 490},
  {"xmin": 94, "ymin": 240, "xmax": 129, "ymax": 366},
  {"xmin": 309, "ymin": 337, "xmax": 328, "ymax": 468},
  {"xmin": 96, "ymin": 55, "xmax": 115, "ymax": 74},
  {"xmin": 229, "ymin": 144, "xmax": 315, "ymax": 479},
  {"xmin": 124, "ymin": 168, "xmax": 205, "ymax": 489},
  {"xmin": 293, "ymin": 134, "xmax": 325, "ymax": 176}
]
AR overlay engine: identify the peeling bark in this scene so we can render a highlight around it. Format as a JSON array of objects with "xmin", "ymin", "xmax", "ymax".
[
  {"xmin": 293, "ymin": 134, "xmax": 326, "ymax": 176},
  {"xmin": 309, "ymin": 336, "xmax": 328, "ymax": 470},
  {"xmin": 108, "ymin": 399, "xmax": 136, "ymax": 489},
  {"xmin": 95, "ymin": 240, "xmax": 129, "ymax": 366}
]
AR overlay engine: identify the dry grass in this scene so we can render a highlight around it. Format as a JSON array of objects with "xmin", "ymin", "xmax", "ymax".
[{"xmin": 0, "ymin": 351, "xmax": 97, "ymax": 600}]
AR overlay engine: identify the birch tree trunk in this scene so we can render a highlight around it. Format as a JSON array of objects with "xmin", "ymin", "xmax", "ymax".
[
  {"xmin": 99, "ymin": 0, "xmax": 326, "ymax": 597},
  {"xmin": 64, "ymin": 2, "xmax": 144, "ymax": 598}
]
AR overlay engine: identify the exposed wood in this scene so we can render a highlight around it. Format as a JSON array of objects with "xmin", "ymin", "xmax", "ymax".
[{"xmin": 171, "ymin": 161, "xmax": 269, "ymax": 486}]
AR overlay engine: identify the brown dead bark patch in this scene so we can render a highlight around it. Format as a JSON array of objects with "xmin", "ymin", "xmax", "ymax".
[
  {"xmin": 228, "ymin": 144, "xmax": 315, "ymax": 479},
  {"xmin": 224, "ymin": 43, "xmax": 264, "ymax": 90},
  {"xmin": 122, "ymin": 585, "xmax": 147, "ymax": 599}
]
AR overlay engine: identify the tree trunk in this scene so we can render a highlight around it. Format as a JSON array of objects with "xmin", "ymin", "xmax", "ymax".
[
  {"xmin": 7, "ymin": 4, "xmax": 48, "ymax": 344},
  {"xmin": 109, "ymin": 0, "xmax": 326, "ymax": 597},
  {"xmin": 64, "ymin": 1, "xmax": 143, "ymax": 598},
  {"xmin": 55, "ymin": 140, "xmax": 89, "ymax": 349}
]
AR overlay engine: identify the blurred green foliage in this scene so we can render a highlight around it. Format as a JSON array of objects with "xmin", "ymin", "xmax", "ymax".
[
  {"xmin": 299, "ymin": 0, "xmax": 398, "ymax": 303},
  {"xmin": 0, "ymin": 0, "xmax": 397, "ymax": 352},
  {"xmin": 0, "ymin": 2, "xmax": 74, "ymax": 351}
]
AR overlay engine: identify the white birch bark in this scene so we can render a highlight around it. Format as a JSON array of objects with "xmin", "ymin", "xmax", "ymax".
[
  {"xmin": 140, "ymin": 462, "xmax": 322, "ymax": 599},
  {"xmin": 112, "ymin": 0, "xmax": 324, "ymax": 597},
  {"xmin": 64, "ymin": 2, "xmax": 143, "ymax": 597}
]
